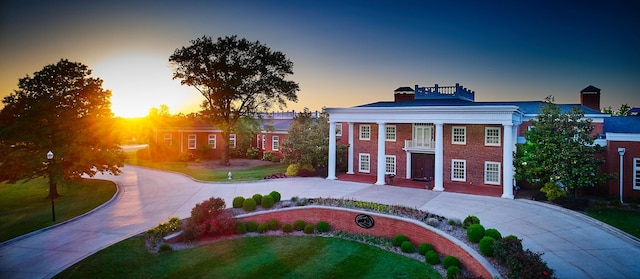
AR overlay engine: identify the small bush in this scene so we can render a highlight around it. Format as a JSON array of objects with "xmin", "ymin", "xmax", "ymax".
[
  {"xmin": 479, "ymin": 236, "xmax": 496, "ymax": 256},
  {"xmin": 462, "ymin": 215, "xmax": 480, "ymax": 229},
  {"xmin": 418, "ymin": 243, "xmax": 434, "ymax": 255},
  {"xmin": 294, "ymin": 220, "xmax": 306, "ymax": 231},
  {"xmin": 507, "ymin": 249, "xmax": 554, "ymax": 279},
  {"xmin": 242, "ymin": 198, "xmax": 257, "ymax": 211},
  {"xmin": 492, "ymin": 235, "xmax": 524, "ymax": 265},
  {"xmin": 235, "ymin": 222, "xmax": 247, "ymax": 234},
  {"xmin": 466, "ymin": 224, "xmax": 485, "ymax": 243},
  {"xmin": 426, "ymin": 217, "xmax": 440, "ymax": 227},
  {"xmin": 425, "ymin": 250, "xmax": 441, "ymax": 265},
  {"xmin": 246, "ymin": 147, "xmax": 259, "ymax": 159},
  {"xmin": 246, "ymin": 221, "xmax": 258, "ymax": 232},
  {"xmin": 484, "ymin": 228, "xmax": 502, "ymax": 240},
  {"xmin": 303, "ymin": 224, "xmax": 315, "ymax": 234},
  {"xmin": 190, "ymin": 197, "xmax": 226, "ymax": 225},
  {"xmin": 267, "ymin": 219, "xmax": 279, "ymax": 231},
  {"xmin": 401, "ymin": 241, "xmax": 415, "ymax": 253},
  {"xmin": 261, "ymin": 195, "xmax": 275, "ymax": 208},
  {"xmin": 446, "ymin": 266, "xmax": 463, "ymax": 279},
  {"xmin": 442, "ymin": 255, "xmax": 461, "ymax": 269},
  {"xmin": 269, "ymin": 191, "xmax": 282, "ymax": 202},
  {"xmin": 252, "ymin": 194, "xmax": 263, "ymax": 205},
  {"xmin": 158, "ymin": 243, "xmax": 172, "ymax": 253},
  {"xmin": 232, "ymin": 196, "xmax": 245, "ymax": 208},
  {"xmin": 448, "ymin": 218, "xmax": 461, "ymax": 226},
  {"xmin": 317, "ymin": 221, "xmax": 330, "ymax": 232},
  {"xmin": 285, "ymin": 164, "xmax": 299, "ymax": 176},
  {"xmin": 257, "ymin": 223, "xmax": 268, "ymax": 233},
  {"xmin": 392, "ymin": 234, "xmax": 409, "ymax": 247},
  {"xmin": 282, "ymin": 223, "xmax": 293, "ymax": 233}
]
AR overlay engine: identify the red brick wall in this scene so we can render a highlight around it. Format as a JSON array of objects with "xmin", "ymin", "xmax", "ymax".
[
  {"xmin": 353, "ymin": 123, "xmax": 379, "ymax": 174},
  {"xmin": 606, "ymin": 141, "xmax": 640, "ymax": 200},
  {"xmin": 237, "ymin": 207, "xmax": 494, "ymax": 278}
]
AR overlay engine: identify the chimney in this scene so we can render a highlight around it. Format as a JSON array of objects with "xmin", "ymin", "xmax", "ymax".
[
  {"xmin": 394, "ymin": 87, "xmax": 414, "ymax": 102},
  {"xmin": 580, "ymin": 85, "xmax": 601, "ymax": 111}
]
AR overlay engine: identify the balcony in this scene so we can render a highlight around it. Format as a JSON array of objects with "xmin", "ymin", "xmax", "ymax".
[{"xmin": 404, "ymin": 140, "xmax": 435, "ymax": 151}]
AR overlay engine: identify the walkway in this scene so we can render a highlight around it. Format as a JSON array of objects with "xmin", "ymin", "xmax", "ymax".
[{"xmin": 1, "ymin": 166, "xmax": 638, "ymax": 278}]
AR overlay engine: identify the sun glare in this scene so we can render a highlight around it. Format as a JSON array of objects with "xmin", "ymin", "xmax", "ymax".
[{"xmin": 93, "ymin": 54, "xmax": 201, "ymax": 118}]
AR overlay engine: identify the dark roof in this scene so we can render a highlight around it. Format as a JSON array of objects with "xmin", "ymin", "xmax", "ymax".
[
  {"xmin": 394, "ymin": 86, "xmax": 414, "ymax": 92},
  {"xmin": 604, "ymin": 116, "xmax": 640, "ymax": 133},
  {"xmin": 261, "ymin": 118, "xmax": 294, "ymax": 131},
  {"xmin": 581, "ymin": 85, "xmax": 600, "ymax": 93}
]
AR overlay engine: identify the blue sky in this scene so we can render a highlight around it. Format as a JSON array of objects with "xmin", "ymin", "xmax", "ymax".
[{"xmin": 1, "ymin": 0, "xmax": 638, "ymax": 117}]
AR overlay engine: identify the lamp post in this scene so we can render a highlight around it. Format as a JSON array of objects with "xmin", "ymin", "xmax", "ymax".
[
  {"xmin": 618, "ymin": 148, "xmax": 626, "ymax": 205},
  {"xmin": 47, "ymin": 151, "xmax": 56, "ymax": 222}
]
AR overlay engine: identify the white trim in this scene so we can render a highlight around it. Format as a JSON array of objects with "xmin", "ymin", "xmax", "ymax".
[
  {"xmin": 187, "ymin": 134, "xmax": 197, "ymax": 149},
  {"xmin": 385, "ymin": 125, "xmax": 396, "ymax": 141},
  {"xmin": 272, "ymin": 135, "xmax": 279, "ymax": 151},
  {"xmin": 634, "ymin": 158, "xmax": 640, "ymax": 190},
  {"xmin": 262, "ymin": 135, "xmax": 266, "ymax": 150},
  {"xmin": 359, "ymin": 153, "xmax": 371, "ymax": 173},
  {"xmin": 208, "ymin": 134, "xmax": 217, "ymax": 149},
  {"xmin": 452, "ymin": 126, "xmax": 466, "ymax": 145},
  {"xmin": 229, "ymin": 134, "xmax": 236, "ymax": 148},
  {"xmin": 451, "ymin": 159, "xmax": 466, "ymax": 182},
  {"xmin": 385, "ymin": 155, "xmax": 396, "ymax": 174},
  {"xmin": 606, "ymin": 133, "xmax": 640, "ymax": 142},
  {"xmin": 163, "ymin": 134, "xmax": 172, "ymax": 146},
  {"xmin": 359, "ymin": 124, "xmax": 371, "ymax": 140},
  {"xmin": 484, "ymin": 161, "xmax": 501, "ymax": 185},
  {"xmin": 485, "ymin": 127, "xmax": 501, "ymax": 146}
]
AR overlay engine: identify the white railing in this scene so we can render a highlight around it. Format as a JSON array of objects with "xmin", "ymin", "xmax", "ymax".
[{"xmin": 404, "ymin": 140, "xmax": 435, "ymax": 150}]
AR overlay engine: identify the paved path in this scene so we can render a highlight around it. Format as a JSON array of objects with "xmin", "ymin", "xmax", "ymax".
[{"xmin": 1, "ymin": 166, "xmax": 639, "ymax": 278}]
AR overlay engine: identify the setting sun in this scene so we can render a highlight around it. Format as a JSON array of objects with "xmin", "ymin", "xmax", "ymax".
[{"xmin": 93, "ymin": 53, "xmax": 201, "ymax": 118}]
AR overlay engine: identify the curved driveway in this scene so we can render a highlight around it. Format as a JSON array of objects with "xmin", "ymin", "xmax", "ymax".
[{"xmin": 1, "ymin": 165, "xmax": 639, "ymax": 278}]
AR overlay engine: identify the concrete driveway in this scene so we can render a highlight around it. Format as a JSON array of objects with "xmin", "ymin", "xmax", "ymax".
[{"xmin": 1, "ymin": 165, "xmax": 638, "ymax": 278}]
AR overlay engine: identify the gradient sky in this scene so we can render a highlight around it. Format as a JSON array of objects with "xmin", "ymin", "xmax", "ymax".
[{"xmin": 1, "ymin": 0, "xmax": 639, "ymax": 117}]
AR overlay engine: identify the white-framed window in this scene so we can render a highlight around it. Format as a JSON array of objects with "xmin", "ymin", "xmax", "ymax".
[
  {"xmin": 484, "ymin": 161, "xmax": 501, "ymax": 185},
  {"xmin": 385, "ymin": 155, "xmax": 396, "ymax": 174},
  {"xmin": 634, "ymin": 158, "xmax": 640, "ymax": 190},
  {"xmin": 360, "ymin": 124, "xmax": 371, "ymax": 140},
  {"xmin": 272, "ymin": 136, "xmax": 279, "ymax": 151},
  {"xmin": 163, "ymin": 134, "xmax": 172, "ymax": 146},
  {"xmin": 335, "ymin": 123, "xmax": 343, "ymax": 136},
  {"xmin": 359, "ymin": 153, "xmax": 370, "ymax": 173},
  {"xmin": 451, "ymin": 159, "xmax": 466, "ymax": 181},
  {"xmin": 208, "ymin": 134, "xmax": 216, "ymax": 149},
  {"xmin": 262, "ymin": 135, "xmax": 266, "ymax": 150},
  {"xmin": 385, "ymin": 125, "xmax": 396, "ymax": 141},
  {"xmin": 230, "ymin": 134, "xmax": 236, "ymax": 148},
  {"xmin": 256, "ymin": 135, "xmax": 261, "ymax": 149},
  {"xmin": 188, "ymin": 134, "xmax": 197, "ymax": 149},
  {"xmin": 452, "ymin": 126, "xmax": 466, "ymax": 144},
  {"xmin": 485, "ymin": 127, "xmax": 501, "ymax": 146}
]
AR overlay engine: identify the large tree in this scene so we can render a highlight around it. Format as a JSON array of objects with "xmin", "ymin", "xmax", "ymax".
[
  {"xmin": 281, "ymin": 108, "xmax": 330, "ymax": 169},
  {"xmin": 169, "ymin": 35, "xmax": 299, "ymax": 165},
  {"xmin": 0, "ymin": 59, "xmax": 125, "ymax": 198},
  {"xmin": 514, "ymin": 96, "xmax": 608, "ymax": 199}
]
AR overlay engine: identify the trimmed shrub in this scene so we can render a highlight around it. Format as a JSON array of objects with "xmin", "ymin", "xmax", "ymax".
[
  {"xmin": 418, "ymin": 243, "xmax": 434, "ymax": 255},
  {"xmin": 462, "ymin": 215, "xmax": 480, "ymax": 229},
  {"xmin": 392, "ymin": 234, "xmax": 410, "ymax": 247},
  {"xmin": 158, "ymin": 243, "xmax": 172, "ymax": 253},
  {"xmin": 190, "ymin": 197, "xmax": 226, "ymax": 225},
  {"xmin": 293, "ymin": 220, "xmax": 306, "ymax": 231},
  {"xmin": 269, "ymin": 191, "xmax": 282, "ymax": 202},
  {"xmin": 446, "ymin": 266, "xmax": 463, "ymax": 279},
  {"xmin": 282, "ymin": 223, "xmax": 293, "ymax": 233},
  {"xmin": 267, "ymin": 219, "xmax": 279, "ymax": 231},
  {"xmin": 448, "ymin": 218, "xmax": 461, "ymax": 226},
  {"xmin": 484, "ymin": 228, "xmax": 502, "ymax": 240},
  {"xmin": 316, "ymin": 221, "xmax": 330, "ymax": 233},
  {"xmin": 252, "ymin": 194, "xmax": 263, "ymax": 205},
  {"xmin": 401, "ymin": 241, "xmax": 415, "ymax": 253},
  {"xmin": 285, "ymin": 164, "xmax": 299, "ymax": 176},
  {"xmin": 492, "ymin": 235, "xmax": 524, "ymax": 265},
  {"xmin": 479, "ymin": 236, "xmax": 496, "ymax": 256},
  {"xmin": 242, "ymin": 198, "xmax": 257, "ymax": 211},
  {"xmin": 235, "ymin": 222, "xmax": 247, "ymax": 234},
  {"xmin": 257, "ymin": 223, "xmax": 268, "ymax": 233},
  {"xmin": 246, "ymin": 221, "xmax": 258, "ymax": 232},
  {"xmin": 425, "ymin": 250, "xmax": 441, "ymax": 265},
  {"xmin": 466, "ymin": 223, "xmax": 485, "ymax": 243},
  {"xmin": 261, "ymin": 195, "xmax": 275, "ymax": 209},
  {"xmin": 442, "ymin": 255, "xmax": 461, "ymax": 269},
  {"xmin": 232, "ymin": 196, "xmax": 245, "ymax": 208},
  {"xmin": 303, "ymin": 224, "xmax": 315, "ymax": 234}
]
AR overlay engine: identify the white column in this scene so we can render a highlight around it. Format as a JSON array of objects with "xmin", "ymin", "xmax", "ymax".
[
  {"xmin": 327, "ymin": 121, "xmax": 337, "ymax": 180},
  {"xmin": 375, "ymin": 122, "xmax": 386, "ymax": 185},
  {"xmin": 501, "ymin": 124, "xmax": 514, "ymax": 199},
  {"xmin": 347, "ymin": 122, "xmax": 355, "ymax": 174},
  {"xmin": 433, "ymin": 123, "xmax": 444, "ymax": 191},
  {"xmin": 405, "ymin": 151, "xmax": 411, "ymax": 179}
]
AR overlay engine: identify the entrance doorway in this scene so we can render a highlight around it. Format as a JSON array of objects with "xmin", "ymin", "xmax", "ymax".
[{"xmin": 411, "ymin": 153, "xmax": 434, "ymax": 181}]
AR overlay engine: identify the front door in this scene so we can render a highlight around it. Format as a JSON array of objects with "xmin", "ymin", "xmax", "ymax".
[{"xmin": 411, "ymin": 153, "xmax": 434, "ymax": 181}]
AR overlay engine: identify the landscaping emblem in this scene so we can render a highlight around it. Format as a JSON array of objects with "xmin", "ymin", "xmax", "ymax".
[{"xmin": 355, "ymin": 214, "xmax": 375, "ymax": 229}]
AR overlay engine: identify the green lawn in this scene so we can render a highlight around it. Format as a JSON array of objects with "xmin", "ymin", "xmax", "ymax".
[
  {"xmin": 55, "ymin": 235, "xmax": 441, "ymax": 279},
  {"xmin": 586, "ymin": 207, "xmax": 640, "ymax": 238},
  {"xmin": 0, "ymin": 177, "xmax": 116, "ymax": 242}
]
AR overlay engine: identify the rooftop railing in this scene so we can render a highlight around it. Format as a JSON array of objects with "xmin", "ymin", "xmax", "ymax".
[{"xmin": 414, "ymin": 83, "xmax": 475, "ymax": 101}]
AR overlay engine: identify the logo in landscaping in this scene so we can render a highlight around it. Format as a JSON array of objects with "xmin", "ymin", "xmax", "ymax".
[{"xmin": 355, "ymin": 214, "xmax": 374, "ymax": 229}]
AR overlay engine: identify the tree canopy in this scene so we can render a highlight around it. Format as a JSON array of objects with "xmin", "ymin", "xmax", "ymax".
[
  {"xmin": 514, "ymin": 96, "xmax": 608, "ymax": 199},
  {"xmin": 169, "ymin": 35, "xmax": 299, "ymax": 165},
  {"xmin": 281, "ymin": 109, "xmax": 329, "ymax": 169},
  {"xmin": 0, "ymin": 59, "xmax": 124, "ymax": 196}
]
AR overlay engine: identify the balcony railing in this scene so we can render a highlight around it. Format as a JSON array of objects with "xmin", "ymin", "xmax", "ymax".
[{"xmin": 404, "ymin": 140, "xmax": 435, "ymax": 150}]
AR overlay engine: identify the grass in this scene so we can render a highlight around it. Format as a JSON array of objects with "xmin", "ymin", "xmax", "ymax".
[
  {"xmin": 0, "ymin": 177, "xmax": 116, "ymax": 242},
  {"xmin": 586, "ymin": 207, "xmax": 640, "ymax": 238},
  {"xmin": 55, "ymin": 235, "xmax": 441, "ymax": 279}
]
